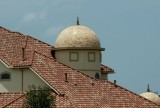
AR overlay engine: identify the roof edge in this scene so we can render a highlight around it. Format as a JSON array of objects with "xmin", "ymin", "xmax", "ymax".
[
  {"xmin": 0, "ymin": 59, "xmax": 11, "ymax": 68},
  {"xmin": 29, "ymin": 67, "xmax": 61, "ymax": 95},
  {"xmin": 1, "ymin": 93, "xmax": 25, "ymax": 108},
  {"xmin": 106, "ymin": 80, "xmax": 160, "ymax": 106},
  {"xmin": 101, "ymin": 64, "xmax": 115, "ymax": 74},
  {"xmin": 52, "ymin": 47, "xmax": 105, "ymax": 51}
]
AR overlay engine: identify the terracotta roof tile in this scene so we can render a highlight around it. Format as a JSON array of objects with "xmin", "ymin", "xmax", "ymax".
[
  {"xmin": 0, "ymin": 26, "xmax": 160, "ymax": 107},
  {"xmin": 0, "ymin": 27, "xmax": 53, "ymax": 67},
  {"xmin": 0, "ymin": 92, "xmax": 74, "ymax": 108},
  {"xmin": 0, "ymin": 92, "xmax": 24, "ymax": 108},
  {"xmin": 30, "ymin": 52, "xmax": 160, "ymax": 107},
  {"xmin": 101, "ymin": 64, "xmax": 114, "ymax": 74}
]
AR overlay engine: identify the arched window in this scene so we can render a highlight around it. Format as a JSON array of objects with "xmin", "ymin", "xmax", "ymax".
[
  {"xmin": 95, "ymin": 73, "xmax": 100, "ymax": 79},
  {"xmin": 0, "ymin": 72, "xmax": 10, "ymax": 80}
]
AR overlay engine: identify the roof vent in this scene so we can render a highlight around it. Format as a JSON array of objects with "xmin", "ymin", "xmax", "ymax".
[
  {"xmin": 60, "ymin": 93, "xmax": 65, "ymax": 97},
  {"xmin": 114, "ymin": 80, "xmax": 116, "ymax": 85},
  {"xmin": 22, "ymin": 47, "xmax": 26, "ymax": 61},
  {"xmin": 92, "ymin": 83, "xmax": 94, "ymax": 86},
  {"xmin": 65, "ymin": 73, "xmax": 68, "ymax": 82}
]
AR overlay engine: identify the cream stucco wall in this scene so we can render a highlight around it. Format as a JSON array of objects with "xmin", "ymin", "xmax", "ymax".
[
  {"xmin": 55, "ymin": 50, "xmax": 101, "ymax": 78},
  {"xmin": 23, "ymin": 69, "xmax": 47, "ymax": 91},
  {"xmin": 0, "ymin": 61, "xmax": 47, "ymax": 92},
  {"xmin": 101, "ymin": 73, "xmax": 108, "ymax": 80}
]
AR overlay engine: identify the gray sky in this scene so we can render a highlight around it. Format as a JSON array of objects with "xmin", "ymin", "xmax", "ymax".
[{"xmin": 0, "ymin": 0, "xmax": 160, "ymax": 94}]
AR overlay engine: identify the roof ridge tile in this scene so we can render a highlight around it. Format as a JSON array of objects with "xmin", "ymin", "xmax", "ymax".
[
  {"xmin": 27, "ymin": 35, "xmax": 53, "ymax": 47},
  {"xmin": 106, "ymin": 80, "xmax": 160, "ymax": 106},
  {"xmin": 1, "ymin": 93, "xmax": 25, "ymax": 108}
]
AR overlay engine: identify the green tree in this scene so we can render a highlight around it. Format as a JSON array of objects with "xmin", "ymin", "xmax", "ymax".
[{"xmin": 24, "ymin": 85, "xmax": 56, "ymax": 108}]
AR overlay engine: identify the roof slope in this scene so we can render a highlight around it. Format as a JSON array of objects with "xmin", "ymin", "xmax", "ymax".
[
  {"xmin": 0, "ymin": 26, "xmax": 160, "ymax": 107},
  {"xmin": 0, "ymin": 27, "xmax": 52, "ymax": 67},
  {"xmin": 0, "ymin": 92, "xmax": 71, "ymax": 108},
  {"xmin": 30, "ymin": 52, "xmax": 160, "ymax": 107},
  {"xmin": 0, "ymin": 93, "xmax": 24, "ymax": 108},
  {"xmin": 101, "ymin": 64, "xmax": 114, "ymax": 74}
]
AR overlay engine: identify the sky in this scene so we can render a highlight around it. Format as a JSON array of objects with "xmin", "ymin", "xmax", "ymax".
[{"xmin": 0, "ymin": 0, "xmax": 160, "ymax": 94}]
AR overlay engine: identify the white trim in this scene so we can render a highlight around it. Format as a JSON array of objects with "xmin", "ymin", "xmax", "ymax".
[
  {"xmin": 29, "ymin": 67, "xmax": 60, "ymax": 95},
  {"xmin": 0, "ymin": 59, "xmax": 29, "ymax": 68},
  {"xmin": 52, "ymin": 47, "xmax": 105, "ymax": 51},
  {"xmin": 0, "ymin": 59, "xmax": 10, "ymax": 68}
]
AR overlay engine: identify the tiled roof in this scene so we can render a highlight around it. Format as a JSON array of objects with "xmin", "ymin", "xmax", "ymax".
[
  {"xmin": 0, "ymin": 26, "xmax": 160, "ymax": 107},
  {"xmin": 0, "ymin": 92, "xmax": 72, "ymax": 108},
  {"xmin": 0, "ymin": 27, "xmax": 52, "ymax": 67},
  {"xmin": 0, "ymin": 26, "xmax": 110, "ymax": 73},
  {"xmin": 0, "ymin": 92, "xmax": 24, "ymax": 108},
  {"xmin": 101, "ymin": 64, "xmax": 114, "ymax": 74},
  {"xmin": 30, "ymin": 52, "xmax": 160, "ymax": 107}
]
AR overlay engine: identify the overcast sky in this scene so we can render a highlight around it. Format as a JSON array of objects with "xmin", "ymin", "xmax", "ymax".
[{"xmin": 0, "ymin": 0, "xmax": 160, "ymax": 94}]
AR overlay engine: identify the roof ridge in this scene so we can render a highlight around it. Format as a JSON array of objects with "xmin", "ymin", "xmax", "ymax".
[
  {"xmin": 105, "ymin": 80, "xmax": 160, "ymax": 106},
  {"xmin": 0, "ymin": 26, "xmax": 53, "ymax": 48},
  {"xmin": 30, "ymin": 51, "xmax": 63, "ymax": 95},
  {"xmin": 27, "ymin": 35, "xmax": 54, "ymax": 47},
  {"xmin": 1, "ymin": 93, "xmax": 26, "ymax": 108},
  {"xmin": 0, "ymin": 92, "xmax": 24, "ymax": 94},
  {"xmin": 0, "ymin": 26, "xmax": 23, "ymax": 35},
  {"xmin": 33, "ymin": 50, "xmax": 55, "ymax": 60},
  {"xmin": 23, "ymin": 36, "xmax": 28, "ymax": 49}
]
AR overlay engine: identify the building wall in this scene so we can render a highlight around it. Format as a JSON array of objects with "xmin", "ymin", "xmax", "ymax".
[
  {"xmin": 0, "ymin": 61, "xmax": 46, "ymax": 92},
  {"xmin": 23, "ymin": 69, "xmax": 47, "ymax": 91},
  {"xmin": 101, "ymin": 73, "xmax": 108, "ymax": 80},
  {"xmin": 55, "ymin": 50, "xmax": 101, "ymax": 78},
  {"xmin": 0, "ymin": 62, "xmax": 21, "ymax": 92}
]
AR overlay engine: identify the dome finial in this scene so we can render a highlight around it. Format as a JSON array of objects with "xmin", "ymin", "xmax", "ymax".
[
  {"xmin": 77, "ymin": 17, "xmax": 80, "ymax": 25},
  {"xmin": 147, "ymin": 84, "xmax": 150, "ymax": 92}
]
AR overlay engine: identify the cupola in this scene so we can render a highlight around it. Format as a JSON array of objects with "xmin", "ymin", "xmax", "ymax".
[{"xmin": 53, "ymin": 18, "xmax": 106, "ymax": 79}]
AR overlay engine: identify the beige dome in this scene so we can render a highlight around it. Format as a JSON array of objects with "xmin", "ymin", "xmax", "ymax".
[
  {"xmin": 55, "ymin": 25, "xmax": 101, "ymax": 48},
  {"xmin": 140, "ymin": 92, "xmax": 160, "ymax": 105}
]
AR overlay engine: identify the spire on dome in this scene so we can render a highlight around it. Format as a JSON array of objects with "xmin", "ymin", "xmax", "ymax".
[
  {"xmin": 76, "ymin": 17, "xmax": 80, "ymax": 25},
  {"xmin": 147, "ymin": 84, "xmax": 150, "ymax": 92}
]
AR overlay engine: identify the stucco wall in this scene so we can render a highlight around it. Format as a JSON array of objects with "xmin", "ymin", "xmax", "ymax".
[
  {"xmin": 55, "ymin": 50, "xmax": 101, "ymax": 78},
  {"xmin": 23, "ymin": 69, "xmax": 47, "ymax": 91},
  {"xmin": 101, "ymin": 73, "xmax": 108, "ymax": 80},
  {"xmin": 0, "ymin": 61, "xmax": 46, "ymax": 92}
]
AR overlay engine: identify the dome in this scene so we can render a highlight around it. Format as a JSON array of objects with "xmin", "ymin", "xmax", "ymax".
[
  {"xmin": 140, "ymin": 92, "xmax": 160, "ymax": 105},
  {"xmin": 55, "ymin": 25, "xmax": 101, "ymax": 48}
]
